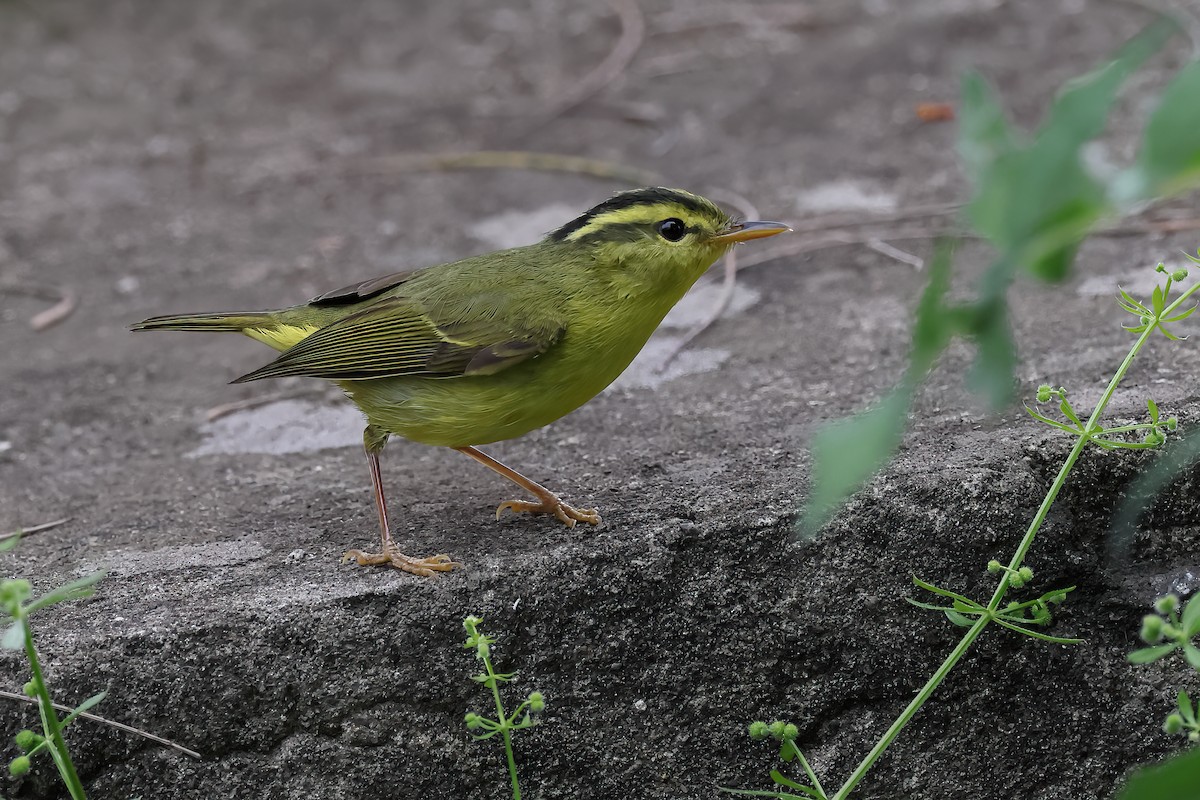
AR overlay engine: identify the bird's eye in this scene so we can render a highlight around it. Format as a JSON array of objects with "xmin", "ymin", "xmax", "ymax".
[{"xmin": 655, "ymin": 218, "xmax": 687, "ymax": 242}]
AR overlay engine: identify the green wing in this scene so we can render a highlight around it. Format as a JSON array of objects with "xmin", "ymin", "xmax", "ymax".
[{"xmin": 232, "ymin": 294, "xmax": 565, "ymax": 383}]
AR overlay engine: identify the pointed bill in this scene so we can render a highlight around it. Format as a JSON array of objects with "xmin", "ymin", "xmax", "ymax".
[{"xmin": 710, "ymin": 220, "xmax": 791, "ymax": 244}]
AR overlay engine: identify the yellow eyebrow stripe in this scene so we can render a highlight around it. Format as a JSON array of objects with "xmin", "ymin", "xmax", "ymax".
[{"xmin": 563, "ymin": 203, "xmax": 696, "ymax": 242}]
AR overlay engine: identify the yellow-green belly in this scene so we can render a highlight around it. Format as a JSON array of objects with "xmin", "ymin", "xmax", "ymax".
[{"xmin": 338, "ymin": 323, "xmax": 651, "ymax": 448}]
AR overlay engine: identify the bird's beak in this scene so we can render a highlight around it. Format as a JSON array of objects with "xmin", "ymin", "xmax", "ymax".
[{"xmin": 711, "ymin": 220, "xmax": 792, "ymax": 244}]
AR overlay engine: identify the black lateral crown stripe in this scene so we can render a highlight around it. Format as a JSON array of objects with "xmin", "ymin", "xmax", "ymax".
[{"xmin": 549, "ymin": 187, "xmax": 710, "ymax": 241}]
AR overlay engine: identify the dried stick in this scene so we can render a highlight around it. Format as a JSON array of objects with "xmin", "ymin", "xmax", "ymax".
[{"xmin": 0, "ymin": 689, "xmax": 200, "ymax": 760}]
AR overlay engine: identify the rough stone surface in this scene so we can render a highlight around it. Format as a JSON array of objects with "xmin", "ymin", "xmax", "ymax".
[{"xmin": 1, "ymin": 1, "xmax": 1198, "ymax": 798}]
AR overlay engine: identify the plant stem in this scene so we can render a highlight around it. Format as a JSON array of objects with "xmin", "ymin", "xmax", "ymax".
[
  {"xmin": 829, "ymin": 278, "xmax": 1200, "ymax": 800},
  {"xmin": 485, "ymin": 661, "xmax": 521, "ymax": 800},
  {"xmin": 829, "ymin": 617, "xmax": 989, "ymax": 800},
  {"xmin": 22, "ymin": 618, "xmax": 87, "ymax": 799}
]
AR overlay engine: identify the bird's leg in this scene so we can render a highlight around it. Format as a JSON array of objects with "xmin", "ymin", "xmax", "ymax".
[
  {"xmin": 343, "ymin": 425, "xmax": 460, "ymax": 576},
  {"xmin": 454, "ymin": 445, "xmax": 601, "ymax": 528}
]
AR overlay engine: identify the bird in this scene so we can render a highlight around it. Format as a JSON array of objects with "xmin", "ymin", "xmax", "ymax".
[{"xmin": 131, "ymin": 187, "xmax": 789, "ymax": 575}]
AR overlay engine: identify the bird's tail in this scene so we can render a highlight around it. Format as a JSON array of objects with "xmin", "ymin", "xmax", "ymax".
[
  {"xmin": 131, "ymin": 310, "xmax": 320, "ymax": 352},
  {"xmin": 130, "ymin": 310, "xmax": 277, "ymax": 333}
]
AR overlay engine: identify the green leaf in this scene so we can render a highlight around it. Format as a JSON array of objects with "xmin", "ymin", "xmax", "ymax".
[
  {"xmin": 1119, "ymin": 287, "xmax": 1151, "ymax": 315},
  {"xmin": 1164, "ymin": 304, "xmax": 1197, "ymax": 322},
  {"xmin": 966, "ymin": 299, "xmax": 1017, "ymax": 408},
  {"xmin": 1116, "ymin": 747, "xmax": 1200, "ymax": 800},
  {"xmin": 1183, "ymin": 592, "xmax": 1200, "ymax": 638},
  {"xmin": 1, "ymin": 622, "xmax": 25, "ymax": 650},
  {"xmin": 1114, "ymin": 59, "xmax": 1200, "ymax": 205},
  {"xmin": 1183, "ymin": 643, "xmax": 1200, "ymax": 670},
  {"xmin": 1059, "ymin": 396, "xmax": 1083, "ymax": 428},
  {"xmin": 1179, "ymin": 690, "xmax": 1196, "ymax": 725},
  {"xmin": 24, "ymin": 571, "xmax": 106, "ymax": 616},
  {"xmin": 912, "ymin": 576, "xmax": 975, "ymax": 605},
  {"xmin": 719, "ymin": 788, "xmax": 815, "ymax": 800},
  {"xmin": 904, "ymin": 598, "xmax": 957, "ymax": 613},
  {"xmin": 1111, "ymin": 429, "xmax": 1200, "ymax": 561},
  {"xmin": 770, "ymin": 770, "xmax": 810, "ymax": 791},
  {"xmin": 1128, "ymin": 643, "xmax": 1178, "ymax": 664},
  {"xmin": 994, "ymin": 619, "xmax": 1084, "ymax": 644},
  {"xmin": 800, "ymin": 388, "xmax": 911, "ymax": 535},
  {"xmin": 945, "ymin": 610, "xmax": 977, "ymax": 627},
  {"xmin": 1147, "ymin": 398, "xmax": 1160, "ymax": 424},
  {"xmin": 59, "ymin": 691, "xmax": 107, "ymax": 729},
  {"xmin": 957, "ymin": 72, "xmax": 1015, "ymax": 186},
  {"xmin": 799, "ymin": 245, "xmax": 956, "ymax": 534},
  {"xmin": 965, "ymin": 24, "xmax": 1170, "ymax": 282},
  {"xmin": 0, "ymin": 533, "xmax": 21, "ymax": 553}
]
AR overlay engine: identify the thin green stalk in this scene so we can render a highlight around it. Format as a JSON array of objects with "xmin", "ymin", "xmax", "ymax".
[
  {"xmin": 485, "ymin": 660, "xmax": 521, "ymax": 800},
  {"xmin": 22, "ymin": 618, "xmax": 87, "ymax": 799},
  {"xmin": 829, "ymin": 617, "xmax": 989, "ymax": 800},
  {"xmin": 785, "ymin": 739, "xmax": 826, "ymax": 798},
  {"xmin": 830, "ymin": 280, "xmax": 1200, "ymax": 800}
]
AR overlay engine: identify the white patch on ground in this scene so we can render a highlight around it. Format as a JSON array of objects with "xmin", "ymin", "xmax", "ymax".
[
  {"xmin": 1076, "ymin": 266, "xmax": 1196, "ymax": 297},
  {"xmin": 469, "ymin": 203, "xmax": 578, "ymax": 250},
  {"xmin": 187, "ymin": 400, "xmax": 363, "ymax": 457},
  {"xmin": 794, "ymin": 180, "xmax": 896, "ymax": 213},
  {"xmin": 610, "ymin": 337, "xmax": 729, "ymax": 391},
  {"xmin": 660, "ymin": 281, "xmax": 760, "ymax": 328},
  {"xmin": 84, "ymin": 540, "xmax": 268, "ymax": 577}
]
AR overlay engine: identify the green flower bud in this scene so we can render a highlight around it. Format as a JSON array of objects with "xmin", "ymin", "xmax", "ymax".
[
  {"xmin": 987, "ymin": 560, "xmax": 1003, "ymax": 573},
  {"xmin": 1172, "ymin": 268, "xmax": 1189, "ymax": 282},
  {"xmin": 1156, "ymin": 263, "xmax": 1168, "ymax": 274},
  {"xmin": 463, "ymin": 615, "xmax": 483, "ymax": 630},
  {"xmin": 1036, "ymin": 385, "xmax": 1052, "ymax": 403},
  {"xmin": 767, "ymin": 720, "xmax": 786, "ymax": 740},
  {"xmin": 1189, "ymin": 730, "xmax": 1199, "ymax": 743},
  {"xmin": 781, "ymin": 723, "xmax": 799, "ymax": 742},
  {"xmin": 1140, "ymin": 614, "xmax": 1164, "ymax": 643},
  {"xmin": 528, "ymin": 691, "xmax": 545, "ymax": 713},
  {"xmin": 1167, "ymin": 417, "xmax": 1179, "ymax": 431},
  {"xmin": 8, "ymin": 756, "xmax": 29, "ymax": 777},
  {"xmin": 1155, "ymin": 595, "xmax": 1179, "ymax": 615},
  {"xmin": 1017, "ymin": 566, "xmax": 1033, "ymax": 582},
  {"xmin": 13, "ymin": 730, "xmax": 38, "ymax": 751},
  {"xmin": 1164, "ymin": 713, "xmax": 1184, "ymax": 734},
  {"xmin": 748, "ymin": 721, "xmax": 769, "ymax": 740},
  {"xmin": 21, "ymin": 681, "xmax": 35, "ymax": 697},
  {"xmin": 476, "ymin": 641, "xmax": 490, "ymax": 659},
  {"xmin": 465, "ymin": 712, "xmax": 483, "ymax": 731}
]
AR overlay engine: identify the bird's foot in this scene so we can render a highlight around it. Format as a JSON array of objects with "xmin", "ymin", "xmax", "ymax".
[
  {"xmin": 496, "ymin": 495, "xmax": 601, "ymax": 528},
  {"xmin": 342, "ymin": 544, "xmax": 460, "ymax": 577}
]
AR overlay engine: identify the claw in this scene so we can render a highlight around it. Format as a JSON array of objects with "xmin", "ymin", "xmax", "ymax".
[
  {"xmin": 342, "ymin": 544, "xmax": 460, "ymax": 577},
  {"xmin": 496, "ymin": 497, "xmax": 601, "ymax": 528}
]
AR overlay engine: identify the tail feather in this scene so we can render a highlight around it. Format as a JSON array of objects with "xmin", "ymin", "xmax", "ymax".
[{"xmin": 130, "ymin": 311, "xmax": 276, "ymax": 332}]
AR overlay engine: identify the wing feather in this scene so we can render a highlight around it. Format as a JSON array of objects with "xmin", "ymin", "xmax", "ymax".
[{"xmin": 232, "ymin": 295, "xmax": 565, "ymax": 383}]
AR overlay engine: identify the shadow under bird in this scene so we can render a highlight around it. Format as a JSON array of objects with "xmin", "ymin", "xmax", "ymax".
[{"xmin": 132, "ymin": 187, "xmax": 788, "ymax": 575}]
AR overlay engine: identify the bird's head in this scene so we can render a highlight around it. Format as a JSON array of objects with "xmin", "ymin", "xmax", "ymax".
[{"xmin": 546, "ymin": 187, "xmax": 789, "ymax": 286}]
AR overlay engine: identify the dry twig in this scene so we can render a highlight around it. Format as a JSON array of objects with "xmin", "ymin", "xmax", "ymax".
[
  {"xmin": 541, "ymin": 0, "xmax": 646, "ymax": 121},
  {"xmin": 342, "ymin": 150, "xmax": 661, "ymax": 187},
  {"xmin": 0, "ymin": 284, "xmax": 78, "ymax": 331},
  {"xmin": 0, "ymin": 689, "xmax": 200, "ymax": 759},
  {"xmin": 205, "ymin": 389, "xmax": 329, "ymax": 422},
  {"xmin": 0, "ymin": 518, "xmax": 71, "ymax": 545}
]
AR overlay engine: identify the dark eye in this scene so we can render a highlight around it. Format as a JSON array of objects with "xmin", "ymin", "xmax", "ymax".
[{"xmin": 655, "ymin": 218, "xmax": 687, "ymax": 242}]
